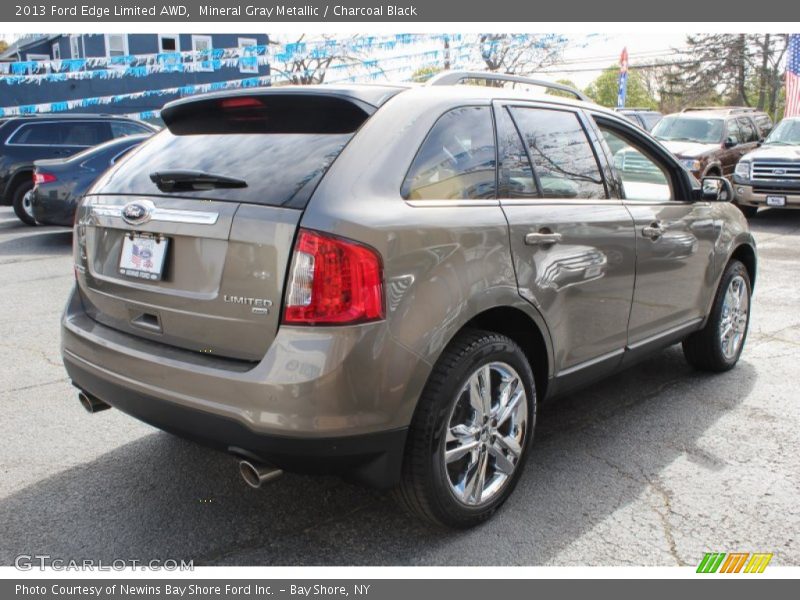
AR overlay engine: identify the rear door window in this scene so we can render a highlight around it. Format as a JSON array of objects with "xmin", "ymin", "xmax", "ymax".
[
  {"xmin": 509, "ymin": 107, "xmax": 606, "ymax": 199},
  {"xmin": 62, "ymin": 121, "xmax": 110, "ymax": 146},
  {"xmin": 402, "ymin": 106, "xmax": 497, "ymax": 200},
  {"xmin": 496, "ymin": 106, "xmax": 537, "ymax": 198}
]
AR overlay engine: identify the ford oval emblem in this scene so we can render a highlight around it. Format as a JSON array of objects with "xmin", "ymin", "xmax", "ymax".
[
  {"xmin": 773, "ymin": 168, "xmax": 787, "ymax": 175},
  {"xmin": 122, "ymin": 201, "xmax": 152, "ymax": 225}
]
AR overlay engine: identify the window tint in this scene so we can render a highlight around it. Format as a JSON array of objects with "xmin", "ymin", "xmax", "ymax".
[
  {"xmin": 62, "ymin": 121, "xmax": 109, "ymax": 146},
  {"xmin": 641, "ymin": 114, "xmax": 662, "ymax": 131},
  {"xmin": 96, "ymin": 129, "xmax": 355, "ymax": 208},
  {"xmin": 737, "ymin": 118, "xmax": 757, "ymax": 143},
  {"xmin": 402, "ymin": 106, "xmax": 496, "ymax": 200},
  {"xmin": 510, "ymin": 107, "xmax": 605, "ymax": 199},
  {"xmin": 8, "ymin": 123, "xmax": 57, "ymax": 145},
  {"xmin": 110, "ymin": 121, "xmax": 150, "ymax": 138},
  {"xmin": 726, "ymin": 120, "xmax": 741, "ymax": 144},
  {"xmin": 496, "ymin": 107, "xmax": 537, "ymax": 198},
  {"xmin": 598, "ymin": 125, "xmax": 673, "ymax": 202}
]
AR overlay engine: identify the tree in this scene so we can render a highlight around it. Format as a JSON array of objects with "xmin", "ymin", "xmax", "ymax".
[
  {"xmin": 584, "ymin": 66, "xmax": 657, "ymax": 109},
  {"xmin": 0, "ymin": 40, "xmax": 8, "ymax": 54},
  {"xmin": 680, "ymin": 34, "xmax": 787, "ymax": 114},
  {"xmin": 477, "ymin": 34, "xmax": 569, "ymax": 76},
  {"xmin": 268, "ymin": 34, "xmax": 375, "ymax": 85},
  {"xmin": 411, "ymin": 66, "xmax": 443, "ymax": 83},
  {"xmin": 545, "ymin": 78, "xmax": 581, "ymax": 99}
]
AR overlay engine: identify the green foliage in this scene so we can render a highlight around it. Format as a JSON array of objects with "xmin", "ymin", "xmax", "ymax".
[
  {"xmin": 411, "ymin": 66, "xmax": 443, "ymax": 83},
  {"xmin": 546, "ymin": 79, "xmax": 581, "ymax": 99},
  {"xmin": 584, "ymin": 66, "xmax": 657, "ymax": 109}
]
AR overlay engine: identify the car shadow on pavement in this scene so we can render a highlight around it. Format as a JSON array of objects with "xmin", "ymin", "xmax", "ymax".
[{"xmin": 0, "ymin": 346, "xmax": 756, "ymax": 566}]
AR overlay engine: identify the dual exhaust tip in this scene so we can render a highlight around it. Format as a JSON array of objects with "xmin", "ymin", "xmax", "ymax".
[{"xmin": 77, "ymin": 391, "xmax": 282, "ymax": 488}]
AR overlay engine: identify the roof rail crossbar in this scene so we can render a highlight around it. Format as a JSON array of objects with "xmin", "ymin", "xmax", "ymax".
[{"xmin": 425, "ymin": 70, "xmax": 589, "ymax": 102}]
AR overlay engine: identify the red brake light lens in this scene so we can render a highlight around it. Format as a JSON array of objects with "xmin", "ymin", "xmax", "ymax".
[
  {"xmin": 219, "ymin": 97, "xmax": 263, "ymax": 110},
  {"xmin": 283, "ymin": 229, "xmax": 384, "ymax": 325},
  {"xmin": 33, "ymin": 172, "xmax": 56, "ymax": 185}
]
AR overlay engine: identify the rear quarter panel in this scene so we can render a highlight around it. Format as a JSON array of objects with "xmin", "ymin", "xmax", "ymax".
[{"xmin": 299, "ymin": 91, "xmax": 555, "ymax": 424}]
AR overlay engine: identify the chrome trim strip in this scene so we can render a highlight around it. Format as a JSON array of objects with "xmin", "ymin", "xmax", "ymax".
[
  {"xmin": 625, "ymin": 318, "xmax": 704, "ymax": 352},
  {"xmin": 404, "ymin": 199, "xmax": 500, "ymax": 207},
  {"xmin": 91, "ymin": 205, "xmax": 219, "ymax": 225}
]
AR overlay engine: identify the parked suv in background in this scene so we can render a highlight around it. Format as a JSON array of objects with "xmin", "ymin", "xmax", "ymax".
[
  {"xmin": 614, "ymin": 107, "xmax": 663, "ymax": 131},
  {"xmin": 733, "ymin": 116, "xmax": 800, "ymax": 217},
  {"xmin": 0, "ymin": 114, "xmax": 158, "ymax": 225},
  {"xmin": 648, "ymin": 107, "xmax": 771, "ymax": 181},
  {"xmin": 62, "ymin": 72, "xmax": 756, "ymax": 527}
]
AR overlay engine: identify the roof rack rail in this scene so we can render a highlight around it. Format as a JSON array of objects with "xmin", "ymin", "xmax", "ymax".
[
  {"xmin": 614, "ymin": 107, "xmax": 657, "ymax": 112},
  {"xmin": 426, "ymin": 70, "xmax": 589, "ymax": 102},
  {"xmin": 681, "ymin": 106, "xmax": 757, "ymax": 114}
]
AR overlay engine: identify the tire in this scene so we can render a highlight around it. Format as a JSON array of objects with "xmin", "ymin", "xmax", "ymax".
[
  {"xmin": 735, "ymin": 203, "xmax": 758, "ymax": 219},
  {"xmin": 395, "ymin": 329, "xmax": 536, "ymax": 528},
  {"xmin": 12, "ymin": 180, "xmax": 36, "ymax": 226},
  {"xmin": 683, "ymin": 260, "xmax": 751, "ymax": 372}
]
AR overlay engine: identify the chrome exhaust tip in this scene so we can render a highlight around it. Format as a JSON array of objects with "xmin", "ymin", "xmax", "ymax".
[
  {"xmin": 239, "ymin": 459, "xmax": 283, "ymax": 489},
  {"xmin": 78, "ymin": 391, "xmax": 111, "ymax": 414}
]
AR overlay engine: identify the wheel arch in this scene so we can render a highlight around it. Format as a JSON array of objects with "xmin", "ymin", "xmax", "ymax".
[
  {"xmin": 4, "ymin": 167, "xmax": 34, "ymax": 201},
  {"xmin": 730, "ymin": 242, "xmax": 757, "ymax": 289},
  {"xmin": 458, "ymin": 305, "xmax": 552, "ymax": 403}
]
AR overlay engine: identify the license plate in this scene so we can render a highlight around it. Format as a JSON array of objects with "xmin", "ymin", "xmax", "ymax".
[
  {"xmin": 766, "ymin": 195, "xmax": 786, "ymax": 207},
  {"xmin": 119, "ymin": 233, "xmax": 168, "ymax": 281}
]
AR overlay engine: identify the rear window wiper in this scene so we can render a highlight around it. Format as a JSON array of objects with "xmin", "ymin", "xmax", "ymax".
[{"xmin": 149, "ymin": 170, "xmax": 247, "ymax": 192}]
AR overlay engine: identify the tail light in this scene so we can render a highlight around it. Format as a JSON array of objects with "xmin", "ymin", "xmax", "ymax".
[
  {"xmin": 283, "ymin": 229, "xmax": 384, "ymax": 325},
  {"xmin": 33, "ymin": 172, "xmax": 56, "ymax": 185}
]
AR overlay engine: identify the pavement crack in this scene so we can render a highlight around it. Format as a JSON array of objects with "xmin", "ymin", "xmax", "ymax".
[
  {"xmin": 1, "ymin": 377, "xmax": 69, "ymax": 394},
  {"xmin": 643, "ymin": 472, "xmax": 686, "ymax": 566}
]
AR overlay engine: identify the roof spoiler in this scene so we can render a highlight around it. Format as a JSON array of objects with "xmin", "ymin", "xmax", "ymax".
[{"xmin": 425, "ymin": 70, "xmax": 590, "ymax": 102}]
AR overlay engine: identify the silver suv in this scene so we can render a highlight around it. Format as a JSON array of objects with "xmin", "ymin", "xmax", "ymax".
[{"xmin": 62, "ymin": 72, "xmax": 756, "ymax": 528}]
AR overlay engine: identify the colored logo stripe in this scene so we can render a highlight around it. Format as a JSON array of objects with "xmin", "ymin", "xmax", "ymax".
[
  {"xmin": 720, "ymin": 553, "xmax": 749, "ymax": 573},
  {"xmin": 697, "ymin": 552, "xmax": 773, "ymax": 573},
  {"xmin": 697, "ymin": 553, "xmax": 726, "ymax": 573},
  {"xmin": 744, "ymin": 553, "xmax": 773, "ymax": 573}
]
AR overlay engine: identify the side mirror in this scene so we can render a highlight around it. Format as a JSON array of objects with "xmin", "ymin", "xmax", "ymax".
[
  {"xmin": 700, "ymin": 176, "xmax": 733, "ymax": 202},
  {"xmin": 724, "ymin": 137, "xmax": 738, "ymax": 149}
]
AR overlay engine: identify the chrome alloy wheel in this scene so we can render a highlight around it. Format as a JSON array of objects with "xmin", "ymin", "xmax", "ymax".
[
  {"xmin": 443, "ymin": 362, "xmax": 528, "ymax": 507},
  {"xmin": 719, "ymin": 274, "xmax": 749, "ymax": 360}
]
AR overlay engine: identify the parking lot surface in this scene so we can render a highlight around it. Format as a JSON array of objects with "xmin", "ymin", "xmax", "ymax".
[{"xmin": 0, "ymin": 205, "xmax": 798, "ymax": 566}]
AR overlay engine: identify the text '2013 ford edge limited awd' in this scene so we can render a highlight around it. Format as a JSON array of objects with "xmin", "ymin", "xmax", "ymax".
[{"xmin": 62, "ymin": 72, "xmax": 756, "ymax": 527}]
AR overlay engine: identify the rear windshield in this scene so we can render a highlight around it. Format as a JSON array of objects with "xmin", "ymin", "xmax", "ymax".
[{"xmin": 94, "ymin": 94, "xmax": 370, "ymax": 208}]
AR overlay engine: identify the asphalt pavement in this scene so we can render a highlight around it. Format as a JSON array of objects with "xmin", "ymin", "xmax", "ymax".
[{"xmin": 0, "ymin": 205, "xmax": 798, "ymax": 566}]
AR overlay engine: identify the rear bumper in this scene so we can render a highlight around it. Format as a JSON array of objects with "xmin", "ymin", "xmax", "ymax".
[
  {"xmin": 61, "ymin": 286, "xmax": 423, "ymax": 488},
  {"xmin": 734, "ymin": 184, "xmax": 800, "ymax": 208},
  {"xmin": 31, "ymin": 189, "xmax": 76, "ymax": 226},
  {"xmin": 65, "ymin": 358, "xmax": 406, "ymax": 488}
]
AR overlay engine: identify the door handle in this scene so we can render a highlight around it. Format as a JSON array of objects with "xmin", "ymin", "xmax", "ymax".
[
  {"xmin": 525, "ymin": 231, "xmax": 562, "ymax": 246},
  {"xmin": 642, "ymin": 222, "xmax": 663, "ymax": 240}
]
